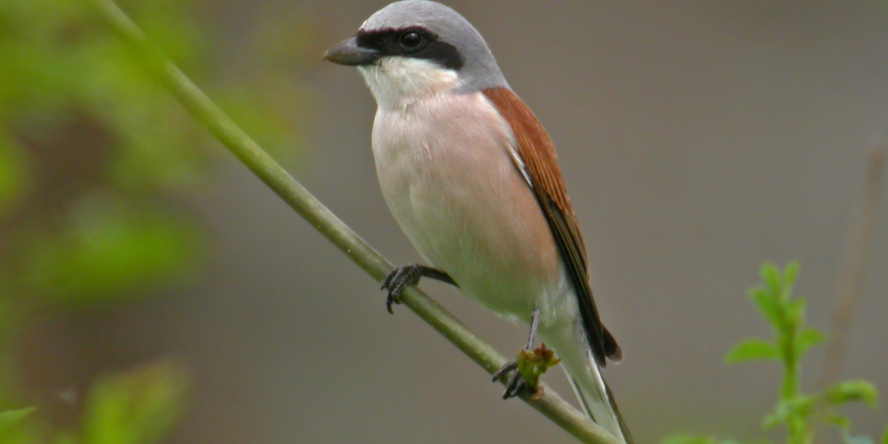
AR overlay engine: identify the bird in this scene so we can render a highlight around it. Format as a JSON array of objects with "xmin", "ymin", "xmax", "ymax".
[{"xmin": 323, "ymin": 1, "xmax": 631, "ymax": 442}]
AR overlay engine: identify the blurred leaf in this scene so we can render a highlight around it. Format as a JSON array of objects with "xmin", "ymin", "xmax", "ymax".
[
  {"xmin": 23, "ymin": 193, "xmax": 204, "ymax": 305},
  {"xmin": 124, "ymin": 0, "xmax": 206, "ymax": 67},
  {"xmin": 214, "ymin": 88, "xmax": 302, "ymax": 163},
  {"xmin": 0, "ymin": 1, "xmax": 317, "ymax": 442},
  {"xmin": 844, "ymin": 431, "xmax": 875, "ymax": 444},
  {"xmin": 760, "ymin": 262, "xmax": 781, "ymax": 295},
  {"xmin": 0, "ymin": 407, "xmax": 35, "ymax": 435},
  {"xmin": 826, "ymin": 380, "xmax": 879, "ymax": 407},
  {"xmin": 53, "ymin": 432, "xmax": 78, "ymax": 444},
  {"xmin": 882, "ymin": 424, "xmax": 887, "ymax": 444},
  {"xmin": 0, "ymin": 133, "xmax": 28, "ymax": 218},
  {"xmin": 797, "ymin": 328, "xmax": 826, "ymax": 357},
  {"xmin": 749, "ymin": 288, "xmax": 781, "ymax": 328},
  {"xmin": 785, "ymin": 298, "xmax": 806, "ymax": 328},
  {"xmin": 783, "ymin": 261, "xmax": 800, "ymax": 287},
  {"xmin": 660, "ymin": 436, "xmax": 741, "ymax": 444},
  {"xmin": 825, "ymin": 413, "xmax": 851, "ymax": 429},
  {"xmin": 724, "ymin": 339, "xmax": 780, "ymax": 363},
  {"xmin": 82, "ymin": 358, "xmax": 190, "ymax": 444},
  {"xmin": 763, "ymin": 396, "xmax": 815, "ymax": 429},
  {"xmin": 661, "ymin": 435, "xmax": 719, "ymax": 444}
]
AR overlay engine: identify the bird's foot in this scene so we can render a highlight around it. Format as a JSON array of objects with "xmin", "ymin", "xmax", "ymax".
[
  {"xmin": 492, "ymin": 343, "xmax": 561, "ymax": 400},
  {"xmin": 492, "ymin": 360, "xmax": 529, "ymax": 399},
  {"xmin": 381, "ymin": 264, "xmax": 457, "ymax": 314},
  {"xmin": 381, "ymin": 265, "xmax": 424, "ymax": 313}
]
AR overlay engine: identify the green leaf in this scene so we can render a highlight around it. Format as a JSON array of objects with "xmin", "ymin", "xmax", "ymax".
[
  {"xmin": 23, "ymin": 193, "xmax": 204, "ymax": 305},
  {"xmin": 824, "ymin": 413, "xmax": 851, "ymax": 429},
  {"xmin": 0, "ymin": 408, "xmax": 36, "ymax": 434},
  {"xmin": 785, "ymin": 298, "xmax": 807, "ymax": 327},
  {"xmin": 761, "ymin": 263, "xmax": 782, "ymax": 296},
  {"xmin": 0, "ymin": 134, "xmax": 29, "ymax": 219},
  {"xmin": 661, "ymin": 435, "xmax": 719, "ymax": 444},
  {"xmin": 826, "ymin": 380, "xmax": 879, "ymax": 407},
  {"xmin": 515, "ymin": 343, "xmax": 561, "ymax": 392},
  {"xmin": 749, "ymin": 288, "xmax": 782, "ymax": 328},
  {"xmin": 82, "ymin": 358, "xmax": 190, "ymax": 444},
  {"xmin": 783, "ymin": 261, "xmax": 800, "ymax": 287},
  {"xmin": 843, "ymin": 431, "xmax": 875, "ymax": 444},
  {"xmin": 797, "ymin": 328, "xmax": 826, "ymax": 356},
  {"xmin": 724, "ymin": 339, "xmax": 780, "ymax": 363},
  {"xmin": 763, "ymin": 396, "xmax": 815, "ymax": 428},
  {"xmin": 660, "ymin": 436, "xmax": 741, "ymax": 444},
  {"xmin": 53, "ymin": 432, "xmax": 78, "ymax": 444},
  {"xmin": 882, "ymin": 424, "xmax": 887, "ymax": 444}
]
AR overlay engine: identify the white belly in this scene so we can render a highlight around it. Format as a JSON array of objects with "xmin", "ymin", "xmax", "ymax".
[{"xmin": 371, "ymin": 91, "xmax": 563, "ymax": 320}]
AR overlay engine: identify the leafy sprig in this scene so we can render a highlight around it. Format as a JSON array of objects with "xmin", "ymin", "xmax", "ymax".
[
  {"xmin": 516, "ymin": 343, "xmax": 562, "ymax": 400},
  {"xmin": 664, "ymin": 263, "xmax": 883, "ymax": 444}
]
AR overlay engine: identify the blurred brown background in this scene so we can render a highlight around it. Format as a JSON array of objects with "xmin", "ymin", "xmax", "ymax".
[{"xmin": 5, "ymin": 1, "xmax": 888, "ymax": 443}]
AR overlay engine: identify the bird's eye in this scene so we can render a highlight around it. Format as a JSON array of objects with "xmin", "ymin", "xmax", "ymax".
[{"xmin": 399, "ymin": 32, "xmax": 423, "ymax": 49}]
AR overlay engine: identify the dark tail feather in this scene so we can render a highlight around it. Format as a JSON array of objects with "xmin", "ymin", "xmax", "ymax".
[
  {"xmin": 605, "ymin": 381, "xmax": 633, "ymax": 444},
  {"xmin": 566, "ymin": 350, "xmax": 633, "ymax": 444},
  {"xmin": 603, "ymin": 326, "xmax": 623, "ymax": 363}
]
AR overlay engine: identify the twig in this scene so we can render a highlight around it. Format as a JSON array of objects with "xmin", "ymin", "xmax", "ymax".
[
  {"xmin": 84, "ymin": 0, "xmax": 622, "ymax": 443},
  {"xmin": 821, "ymin": 139, "xmax": 887, "ymax": 386}
]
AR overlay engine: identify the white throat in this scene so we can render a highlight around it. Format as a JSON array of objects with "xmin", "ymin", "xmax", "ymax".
[{"xmin": 358, "ymin": 57, "xmax": 461, "ymax": 109}]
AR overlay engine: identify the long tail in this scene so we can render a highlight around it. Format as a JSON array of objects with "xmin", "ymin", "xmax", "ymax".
[
  {"xmin": 564, "ymin": 348, "xmax": 633, "ymax": 444},
  {"xmin": 538, "ymin": 319, "xmax": 631, "ymax": 444}
]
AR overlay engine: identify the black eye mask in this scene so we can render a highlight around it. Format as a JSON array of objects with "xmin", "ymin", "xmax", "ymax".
[{"xmin": 355, "ymin": 27, "xmax": 465, "ymax": 71}]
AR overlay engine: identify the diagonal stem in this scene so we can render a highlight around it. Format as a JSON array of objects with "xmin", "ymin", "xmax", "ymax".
[
  {"xmin": 84, "ymin": 0, "xmax": 623, "ymax": 443},
  {"xmin": 822, "ymin": 142, "xmax": 887, "ymax": 386}
]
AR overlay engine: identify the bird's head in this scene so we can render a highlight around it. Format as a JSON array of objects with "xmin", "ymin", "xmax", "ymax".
[{"xmin": 324, "ymin": 0, "xmax": 508, "ymax": 108}]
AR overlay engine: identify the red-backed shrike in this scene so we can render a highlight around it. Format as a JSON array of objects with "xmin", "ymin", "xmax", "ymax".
[{"xmin": 324, "ymin": 1, "xmax": 631, "ymax": 442}]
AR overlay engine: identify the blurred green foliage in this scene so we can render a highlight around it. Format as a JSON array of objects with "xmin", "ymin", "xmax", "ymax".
[
  {"xmin": 79, "ymin": 359, "xmax": 189, "ymax": 444},
  {"xmin": 0, "ymin": 0, "xmax": 313, "ymax": 307},
  {"xmin": 0, "ymin": 0, "xmax": 313, "ymax": 441},
  {"xmin": 0, "ymin": 359, "xmax": 190, "ymax": 444},
  {"xmin": 0, "ymin": 408, "xmax": 36, "ymax": 437},
  {"xmin": 661, "ymin": 435, "xmax": 739, "ymax": 444},
  {"xmin": 663, "ymin": 263, "xmax": 884, "ymax": 444},
  {"xmin": 21, "ymin": 192, "xmax": 202, "ymax": 304}
]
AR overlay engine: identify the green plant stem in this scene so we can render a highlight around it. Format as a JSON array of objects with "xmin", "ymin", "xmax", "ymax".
[
  {"xmin": 84, "ymin": 1, "xmax": 623, "ymax": 443},
  {"xmin": 780, "ymin": 309, "xmax": 814, "ymax": 443},
  {"xmin": 776, "ymin": 275, "xmax": 808, "ymax": 444},
  {"xmin": 780, "ymin": 338, "xmax": 798, "ymax": 400},
  {"xmin": 781, "ymin": 335, "xmax": 807, "ymax": 444}
]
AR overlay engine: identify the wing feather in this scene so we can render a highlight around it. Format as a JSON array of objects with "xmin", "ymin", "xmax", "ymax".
[{"xmin": 482, "ymin": 87, "xmax": 621, "ymax": 366}]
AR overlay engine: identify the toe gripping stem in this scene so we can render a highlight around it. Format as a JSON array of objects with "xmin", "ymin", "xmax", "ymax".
[
  {"xmin": 380, "ymin": 264, "xmax": 457, "ymax": 313},
  {"xmin": 492, "ymin": 309, "xmax": 542, "ymax": 399}
]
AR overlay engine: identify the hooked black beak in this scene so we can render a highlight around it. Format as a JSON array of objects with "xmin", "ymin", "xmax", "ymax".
[{"xmin": 323, "ymin": 37, "xmax": 380, "ymax": 66}]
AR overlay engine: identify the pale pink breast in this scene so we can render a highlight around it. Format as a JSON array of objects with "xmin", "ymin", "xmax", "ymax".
[{"xmin": 371, "ymin": 91, "xmax": 562, "ymax": 317}]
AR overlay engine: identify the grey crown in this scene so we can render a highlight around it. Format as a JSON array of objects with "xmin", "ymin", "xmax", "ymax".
[{"xmin": 361, "ymin": 0, "xmax": 510, "ymax": 92}]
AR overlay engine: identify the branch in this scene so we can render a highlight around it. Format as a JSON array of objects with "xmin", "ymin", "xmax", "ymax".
[
  {"xmin": 85, "ymin": 1, "xmax": 622, "ymax": 443},
  {"xmin": 821, "ymin": 140, "xmax": 887, "ymax": 385}
]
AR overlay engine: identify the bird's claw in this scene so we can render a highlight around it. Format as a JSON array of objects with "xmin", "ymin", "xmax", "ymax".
[
  {"xmin": 493, "ymin": 359, "xmax": 532, "ymax": 399},
  {"xmin": 492, "ymin": 343, "xmax": 561, "ymax": 400},
  {"xmin": 381, "ymin": 265, "xmax": 423, "ymax": 314},
  {"xmin": 491, "ymin": 360, "xmax": 517, "ymax": 381}
]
